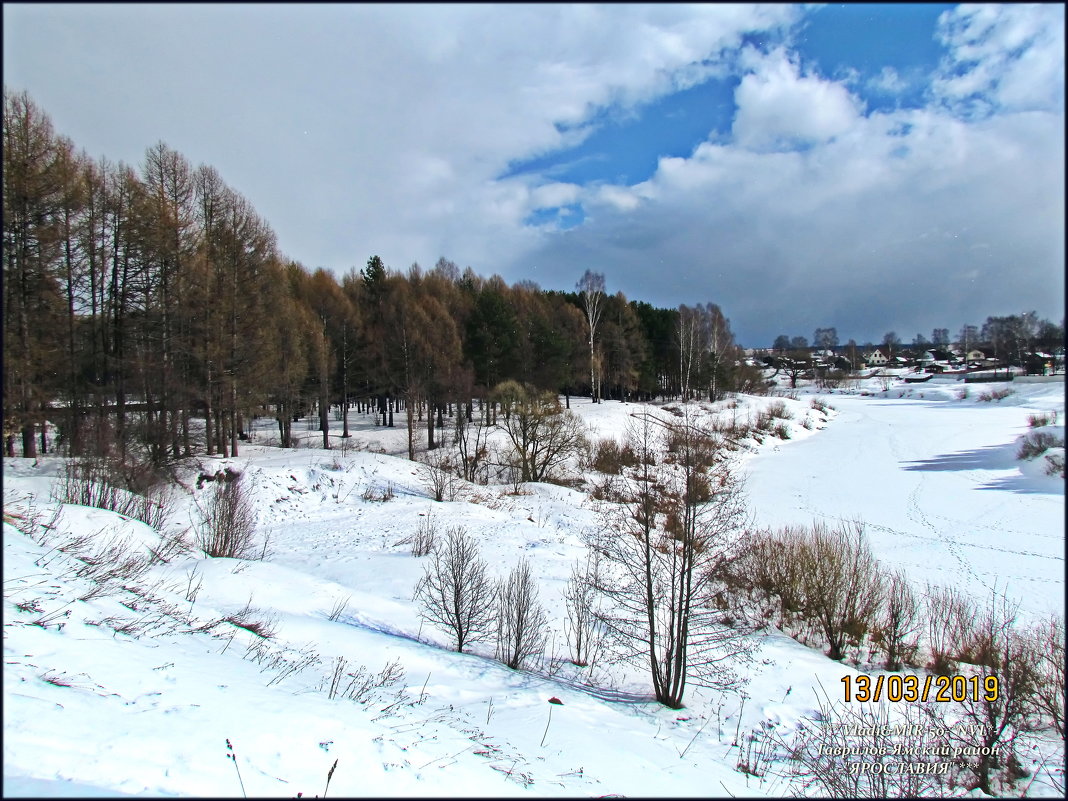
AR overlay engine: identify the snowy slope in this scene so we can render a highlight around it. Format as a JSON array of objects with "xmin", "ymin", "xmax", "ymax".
[{"xmin": 3, "ymin": 379, "xmax": 1064, "ymax": 797}]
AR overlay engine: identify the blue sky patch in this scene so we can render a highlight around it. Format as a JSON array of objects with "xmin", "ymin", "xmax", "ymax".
[
  {"xmin": 503, "ymin": 77, "xmax": 739, "ymax": 187},
  {"xmin": 504, "ymin": 4, "xmax": 956, "ymax": 194}
]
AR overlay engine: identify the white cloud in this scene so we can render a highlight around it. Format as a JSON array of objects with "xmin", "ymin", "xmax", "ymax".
[
  {"xmin": 731, "ymin": 48, "xmax": 865, "ymax": 150},
  {"xmin": 594, "ymin": 184, "xmax": 644, "ymax": 212},
  {"xmin": 869, "ymin": 66, "xmax": 908, "ymax": 94},
  {"xmin": 530, "ymin": 182, "xmax": 581, "ymax": 211},
  {"xmin": 5, "ymin": 4, "xmax": 1061, "ymax": 346},
  {"xmin": 931, "ymin": 3, "xmax": 1065, "ymax": 115},
  {"xmin": 520, "ymin": 98, "xmax": 1064, "ymax": 344}
]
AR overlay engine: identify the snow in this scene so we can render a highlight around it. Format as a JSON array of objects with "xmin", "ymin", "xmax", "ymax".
[{"xmin": 3, "ymin": 377, "xmax": 1064, "ymax": 797}]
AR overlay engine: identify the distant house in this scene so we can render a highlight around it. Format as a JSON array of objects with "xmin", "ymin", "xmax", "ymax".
[
  {"xmin": 966, "ymin": 349, "xmax": 986, "ymax": 362},
  {"xmin": 917, "ymin": 350, "xmax": 937, "ymax": 365},
  {"xmin": 866, "ymin": 348, "xmax": 890, "ymax": 366}
]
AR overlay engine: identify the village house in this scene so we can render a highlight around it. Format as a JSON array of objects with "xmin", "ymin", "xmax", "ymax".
[{"xmin": 865, "ymin": 348, "xmax": 890, "ymax": 366}]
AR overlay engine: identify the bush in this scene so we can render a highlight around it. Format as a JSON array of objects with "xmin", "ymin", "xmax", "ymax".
[
  {"xmin": 495, "ymin": 558, "xmax": 548, "ymax": 670},
  {"xmin": 809, "ymin": 397, "xmax": 834, "ymax": 413},
  {"xmin": 495, "ymin": 384, "xmax": 587, "ymax": 483},
  {"xmin": 923, "ymin": 584, "xmax": 975, "ymax": 674},
  {"xmin": 406, "ymin": 514, "xmax": 438, "ymax": 557},
  {"xmin": 874, "ymin": 569, "xmax": 921, "ymax": 671},
  {"xmin": 591, "ymin": 438, "xmax": 639, "ymax": 475},
  {"xmin": 798, "ymin": 521, "xmax": 882, "ymax": 661},
  {"xmin": 1027, "ymin": 411, "xmax": 1058, "ymax": 428},
  {"xmin": 414, "ymin": 526, "xmax": 496, "ymax": 652},
  {"xmin": 419, "ymin": 449, "xmax": 461, "ymax": 502},
  {"xmin": 1028, "ymin": 613, "xmax": 1065, "ymax": 737},
  {"xmin": 197, "ymin": 476, "xmax": 260, "ymax": 559},
  {"xmin": 776, "ymin": 688, "xmax": 952, "ymax": 797},
  {"xmin": 977, "ymin": 387, "xmax": 1013, "ymax": 402},
  {"xmin": 1016, "ymin": 430, "xmax": 1064, "ymax": 460},
  {"xmin": 765, "ymin": 400, "xmax": 792, "ymax": 420},
  {"xmin": 361, "ymin": 481, "xmax": 395, "ymax": 502},
  {"xmin": 564, "ymin": 554, "xmax": 603, "ymax": 668}
]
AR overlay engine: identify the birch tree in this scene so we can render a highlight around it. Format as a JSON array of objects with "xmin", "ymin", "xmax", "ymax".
[{"xmin": 577, "ymin": 270, "xmax": 605, "ymax": 403}]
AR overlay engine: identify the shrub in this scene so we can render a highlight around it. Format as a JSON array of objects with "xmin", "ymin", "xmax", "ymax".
[
  {"xmin": 923, "ymin": 584, "xmax": 975, "ymax": 674},
  {"xmin": 874, "ymin": 569, "xmax": 921, "ymax": 671},
  {"xmin": 772, "ymin": 422, "xmax": 791, "ymax": 440},
  {"xmin": 591, "ymin": 438, "xmax": 639, "ymax": 475},
  {"xmin": 419, "ymin": 449, "xmax": 461, "ymax": 502},
  {"xmin": 809, "ymin": 397, "xmax": 834, "ymax": 413},
  {"xmin": 927, "ymin": 591, "xmax": 1041, "ymax": 795},
  {"xmin": 776, "ymin": 688, "xmax": 952, "ymax": 797},
  {"xmin": 1028, "ymin": 613, "xmax": 1065, "ymax": 737},
  {"xmin": 197, "ymin": 476, "xmax": 260, "ymax": 559},
  {"xmin": 797, "ymin": 521, "xmax": 882, "ymax": 661},
  {"xmin": 414, "ymin": 526, "xmax": 496, "ymax": 652},
  {"xmin": 495, "ymin": 558, "xmax": 548, "ymax": 670},
  {"xmin": 1027, "ymin": 411, "xmax": 1058, "ymax": 428},
  {"xmin": 563, "ymin": 555, "xmax": 603, "ymax": 668},
  {"xmin": 361, "ymin": 481, "xmax": 395, "ymax": 502},
  {"xmin": 1016, "ymin": 430, "xmax": 1064, "ymax": 460},
  {"xmin": 977, "ymin": 387, "xmax": 1013, "ymax": 402},
  {"xmin": 495, "ymin": 384, "xmax": 588, "ymax": 483},
  {"xmin": 765, "ymin": 400, "xmax": 792, "ymax": 420},
  {"xmin": 407, "ymin": 514, "xmax": 438, "ymax": 557}
]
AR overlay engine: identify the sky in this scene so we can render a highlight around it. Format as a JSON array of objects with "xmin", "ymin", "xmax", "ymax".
[{"xmin": 4, "ymin": 3, "xmax": 1064, "ymax": 347}]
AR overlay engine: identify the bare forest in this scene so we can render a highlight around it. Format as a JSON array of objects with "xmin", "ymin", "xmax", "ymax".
[{"xmin": 3, "ymin": 89, "xmax": 763, "ymax": 466}]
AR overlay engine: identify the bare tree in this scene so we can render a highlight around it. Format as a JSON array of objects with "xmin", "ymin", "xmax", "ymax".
[
  {"xmin": 577, "ymin": 270, "xmax": 605, "ymax": 403},
  {"xmin": 564, "ymin": 553, "xmax": 604, "ymax": 668},
  {"xmin": 414, "ymin": 526, "xmax": 496, "ymax": 652},
  {"xmin": 592, "ymin": 409, "xmax": 753, "ymax": 708},
  {"xmin": 495, "ymin": 558, "xmax": 548, "ymax": 670},
  {"xmin": 453, "ymin": 404, "xmax": 491, "ymax": 483},
  {"xmin": 419, "ymin": 448, "xmax": 460, "ymax": 502}
]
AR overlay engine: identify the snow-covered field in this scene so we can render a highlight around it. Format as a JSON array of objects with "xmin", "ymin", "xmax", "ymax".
[{"xmin": 4, "ymin": 375, "xmax": 1064, "ymax": 797}]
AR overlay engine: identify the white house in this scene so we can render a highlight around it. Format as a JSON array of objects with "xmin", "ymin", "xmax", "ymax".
[{"xmin": 866, "ymin": 348, "xmax": 890, "ymax": 366}]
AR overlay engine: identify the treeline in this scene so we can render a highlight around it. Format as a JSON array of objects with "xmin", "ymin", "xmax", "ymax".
[
  {"xmin": 772, "ymin": 316, "xmax": 1065, "ymax": 364},
  {"xmin": 3, "ymin": 88, "xmax": 762, "ymax": 463}
]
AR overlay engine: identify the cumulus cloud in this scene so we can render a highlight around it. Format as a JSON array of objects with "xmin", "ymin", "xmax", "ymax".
[
  {"xmin": 731, "ymin": 48, "xmax": 865, "ymax": 151},
  {"xmin": 520, "ymin": 56, "xmax": 1063, "ymax": 344}
]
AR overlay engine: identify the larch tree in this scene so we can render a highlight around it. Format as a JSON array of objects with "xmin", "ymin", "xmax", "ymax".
[
  {"xmin": 3, "ymin": 89, "xmax": 67, "ymax": 458},
  {"xmin": 591, "ymin": 408, "xmax": 753, "ymax": 708}
]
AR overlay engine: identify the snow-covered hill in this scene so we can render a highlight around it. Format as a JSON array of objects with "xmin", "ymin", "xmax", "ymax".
[{"xmin": 4, "ymin": 379, "xmax": 1064, "ymax": 796}]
